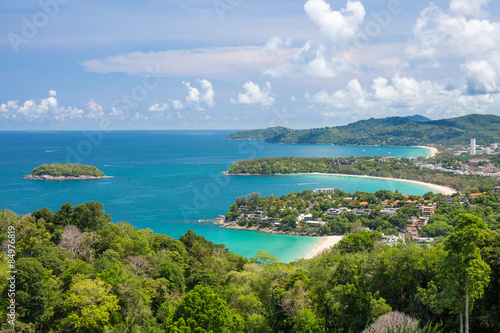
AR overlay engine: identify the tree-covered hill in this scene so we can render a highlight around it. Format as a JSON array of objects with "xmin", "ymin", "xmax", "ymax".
[
  {"xmin": 225, "ymin": 114, "xmax": 500, "ymax": 146},
  {"xmin": 0, "ymin": 203, "xmax": 499, "ymax": 332}
]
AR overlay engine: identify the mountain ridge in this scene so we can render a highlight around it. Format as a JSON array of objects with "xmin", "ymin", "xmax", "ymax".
[{"xmin": 225, "ymin": 114, "xmax": 500, "ymax": 146}]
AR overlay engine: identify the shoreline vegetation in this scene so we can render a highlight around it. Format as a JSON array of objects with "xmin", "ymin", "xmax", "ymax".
[
  {"xmin": 225, "ymin": 156, "xmax": 500, "ymax": 193},
  {"xmin": 23, "ymin": 163, "xmax": 111, "ymax": 180}
]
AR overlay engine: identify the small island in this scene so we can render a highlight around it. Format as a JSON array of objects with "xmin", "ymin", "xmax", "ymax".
[{"xmin": 23, "ymin": 163, "xmax": 112, "ymax": 180}]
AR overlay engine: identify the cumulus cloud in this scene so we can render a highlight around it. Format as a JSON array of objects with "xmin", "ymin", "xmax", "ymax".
[
  {"xmin": 0, "ymin": 91, "xmax": 92, "ymax": 121},
  {"xmin": 148, "ymin": 103, "xmax": 169, "ymax": 112},
  {"xmin": 183, "ymin": 79, "xmax": 215, "ymax": 110},
  {"xmin": 304, "ymin": 0, "xmax": 365, "ymax": 42},
  {"xmin": 231, "ymin": 81, "xmax": 275, "ymax": 107},
  {"xmin": 265, "ymin": 0, "xmax": 365, "ymax": 78},
  {"xmin": 449, "ymin": 0, "xmax": 490, "ymax": 17},
  {"xmin": 147, "ymin": 78, "xmax": 214, "ymax": 112},
  {"xmin": 306, "ymin": 73, "xmax": 500, "ymax": 118},
  {"xmin": 407, "ymin": 1, "xmax": 500, "ymax": 95}
]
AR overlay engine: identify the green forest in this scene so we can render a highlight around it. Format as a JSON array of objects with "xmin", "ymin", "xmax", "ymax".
[
  {"xmin": 227, "ymin": 156, "xmax": 500, "ymax": 193},
  {"xmin": 224, "ymin": 189, "xmax": 500, "ymax": 237},
  {"xmin": 29, "ymin": 163, "xmax": 105, "ymax": 177},
  {"xmin": 225, "ymin": 114, "xmax": 500, "ymax": 146},
  {"xmin": 0, "ymin": 202, "xmax": 499, "ymax": 332}
]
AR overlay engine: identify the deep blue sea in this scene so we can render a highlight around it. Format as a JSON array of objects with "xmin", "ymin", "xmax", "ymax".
[{"xmin": 0, "ymin": 131, "xmax": 433, "ymax": 262}]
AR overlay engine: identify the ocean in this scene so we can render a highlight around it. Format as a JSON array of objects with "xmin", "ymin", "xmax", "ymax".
[{"xmin": 0, "ymin": 130, "xmax": 433, "ymax": 262}]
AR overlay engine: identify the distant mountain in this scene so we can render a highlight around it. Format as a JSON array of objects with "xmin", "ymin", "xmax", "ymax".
[
  {"xmin": 224, "ymin": 126, "xmax": 294, "ymax": 140},
  {"xmin": 225, "ymin": 114, "xmax": 500, "ymax": 146},
  {"xmin": 406, "ymin": 115, "xmax": 432, "ymax": 122}
]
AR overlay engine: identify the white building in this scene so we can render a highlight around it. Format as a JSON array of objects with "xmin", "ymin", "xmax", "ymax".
[{"xmin": 471, "ymin": 138, "xmax": 476, "ymax": 156}]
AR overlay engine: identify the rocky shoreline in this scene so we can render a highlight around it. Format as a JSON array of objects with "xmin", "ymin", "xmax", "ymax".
[
  {"xmin": 216, "ymin": 220, "xmax": 322, "ymax": 237},
  {"xmin": 23, "ymin": 174, "xmax": 113, "ymax": 180}
]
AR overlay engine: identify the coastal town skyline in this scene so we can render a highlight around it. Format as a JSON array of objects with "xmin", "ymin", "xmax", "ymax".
[{"xmin": 2, "ymin": 0, "xmax": 500, "ymax": 130}]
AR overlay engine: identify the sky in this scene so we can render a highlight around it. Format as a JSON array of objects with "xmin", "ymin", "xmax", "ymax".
[{"xmin": 1, "ymin": 0, "xmax": 500, "ymax": 130}]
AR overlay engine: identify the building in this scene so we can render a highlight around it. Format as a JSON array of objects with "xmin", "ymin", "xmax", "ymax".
[
  {"xmin": 471, "ymin": 138, "xmax": 476, "ymax": 156},
  {"xmin": 491, "ymin": 143, "xmax": 499, "ymax": 150},
  {"xmin": 314, "ymin": 188, "xmax": 335, "ymax": 194},
  {"xmin": 494, "ymin": 186, "xmax": 500, "ymax": 194},
  {"xmin": 352, "ymin": 208, "xmax": 372, "ymax": 215},
  {"xmin": 418, "ymin": 203, "xmax": 436, "ymax": 216},
  {"xmin": 379, "ymin": 208, "xmax": 398, "ymax": 216},
  {"xmin": 327, "ymin": 207, "xmax": 350, "ymax": 217},
  {"xmin": 297, "ymin": 213, "xmax": 313, "ymax": 222}
]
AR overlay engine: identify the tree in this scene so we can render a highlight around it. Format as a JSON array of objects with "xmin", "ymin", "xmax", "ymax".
[
  {"xmin": 335, "ymin": 231, "xmax": 382, "ymax": 254},
  {"xmin": 61, "ymin": 274, "xmax": 120, "ymax": 332},
  {"xmin": 165, "ymin": 285, "xmax": 242, "ymax": 333},
  {"xmin": 442, "ymin": 214, "xmax": 491, "ymax": 333},
  {"xmin": 58, "ymin": 225, "xmax": 87, "ymax": 261}
]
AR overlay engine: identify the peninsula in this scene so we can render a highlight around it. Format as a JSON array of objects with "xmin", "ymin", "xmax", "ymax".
[
  {"xmin": 225, "ymin": 156, "xmax": 500, "ymax": 193},
  {"xmin": 23, "ymin": 163, "xmax": 111, "ymax": 180}
]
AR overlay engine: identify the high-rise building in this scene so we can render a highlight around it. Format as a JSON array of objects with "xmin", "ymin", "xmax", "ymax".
[{"xmin": 471, "ymin": 138, "xmax": 476, "ymax": 155}]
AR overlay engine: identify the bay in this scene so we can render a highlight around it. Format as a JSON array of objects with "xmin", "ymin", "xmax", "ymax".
[{"xmin": 0, "ymin": 130, "xmax": 433, "ymax": 262}]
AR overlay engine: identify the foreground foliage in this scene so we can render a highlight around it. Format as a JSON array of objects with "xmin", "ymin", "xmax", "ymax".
[{"xmin": 0, "ymin": 203, "xmax": 499, "ymax": 332}]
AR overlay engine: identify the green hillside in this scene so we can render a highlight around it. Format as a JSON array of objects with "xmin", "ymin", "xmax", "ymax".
[{"xmin": 225, "ymin": 114, "xmax": 500, "ymax": 146}]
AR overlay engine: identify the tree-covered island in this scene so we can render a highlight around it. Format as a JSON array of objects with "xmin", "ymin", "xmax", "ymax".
[{"xmin": 23, "ymin": 163, "xmax": 111, "ymax": 180}]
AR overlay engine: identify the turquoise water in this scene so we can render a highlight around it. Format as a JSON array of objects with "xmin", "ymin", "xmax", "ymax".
[{"xmin": 0, "ymin": 131, "xmax": 433, "ymax": 262}]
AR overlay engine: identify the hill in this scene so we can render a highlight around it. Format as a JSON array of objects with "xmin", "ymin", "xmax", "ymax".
[
  {"xmin": 225, "ymin": 114, "xmax": 500, "ymax": 146},
  {"xmin": 23, "ymin": 163, "xmax": 109, "ymax": 180}
]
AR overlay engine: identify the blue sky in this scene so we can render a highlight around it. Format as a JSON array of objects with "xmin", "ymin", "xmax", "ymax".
[{"xmin": 1, "ymin": 0, "xmax": 500, "ymax": 129}]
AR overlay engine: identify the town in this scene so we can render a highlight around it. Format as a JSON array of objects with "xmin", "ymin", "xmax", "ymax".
[{"xmin": 219, "ymin": 186, "xmax": 500, "ymax": 245}]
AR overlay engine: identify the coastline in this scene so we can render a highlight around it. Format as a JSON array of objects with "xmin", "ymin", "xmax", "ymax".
[
  {"xmin": 224, "ymin": 172, "xmax": 456, "ymax": 195},
  {"xmin": 22, "ymin": 174, "xmax": 113, "ymax": 180},
  {"xmin": 303, "ymin": 236, "xmax": 343, "ymax": 259},
  {"xmin": 305, "ymin": 173, "xmax": 456, "ymax": 195},
  {"xmin": 417, "ymin": 146, "xmax": 439, "ymax": 158}
]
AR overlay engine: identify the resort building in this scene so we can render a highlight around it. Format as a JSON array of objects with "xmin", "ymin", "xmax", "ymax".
[
  {"xmin": 314, "ymin": 188, "xmax": 335, "ymax": 194},
  {"xmin": 327, "ymin": 207, "xmax": 350, "ymax": 217},
  {"xmin": 494, "ymin": 186, "xmax": 500, "ymax": 194},
  {"xmin": 418, "ymin": 203, "xmax": 436, "ymax": 216},
  {"xmin": 379, "ymin": 208, "xmax": 398, "ymax": 216}
]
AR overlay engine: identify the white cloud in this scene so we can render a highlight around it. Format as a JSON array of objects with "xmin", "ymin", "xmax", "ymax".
[
  {"xmin": 265, "ymin": 0, "xmax": 365, "ymax": 78},
  {"xmin": 407, "ymin": 2, "xmax": 500, "ymax": 95},
  {"xmin": 307, "ymin": 73, "xmax": 500, "ymax": 118},
  {"xmin": 304, "ymin": 0, "xmax": 365, "ymax": 42},
  {"xmin": 183, "ymin": 79, "xmax": 215, "ymax": 110},
  {"xmin": 81, "ymin": 46, "xmax": 280, "ymax": 79},
  {"xmin": 232, "ymin": 81, "xmax": 275, "ymax": 107},
  {"xmin": 172, "ymin": 100, "xmax": 184, "ymax": 109},
  {"xmin": 86, "ymin": 99, "xmax": 105, "ymax": 119},
  {"xmin": 463, "ymin": 60, "xmax": 498, "ymax": 94},
  {"xmin": 0, "ymin": 91, "xmax": 107, "ymax": 121},
  {"xmin": 449, "ymin": 0, "xmax": 490, "ymax": 17},
  {"xmin": 262, "ymin": 37, "xmax": 292, "ymax": 55},
  {"xmin": 148, "ymin": 103, "xmax": 169, "ymax": 112}
]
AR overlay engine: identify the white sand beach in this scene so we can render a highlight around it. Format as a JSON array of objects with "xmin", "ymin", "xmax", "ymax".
[
  {"xmin": 417, "ymin": 146, "xmax": 439, "ymax": 158},
  {"xmin": 306, "ymin": 173, "xmax": 456, "ymax": 195},
  {"xmin": 304, "ymin": 235, "xmax": 343, "ymax": 259}
]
